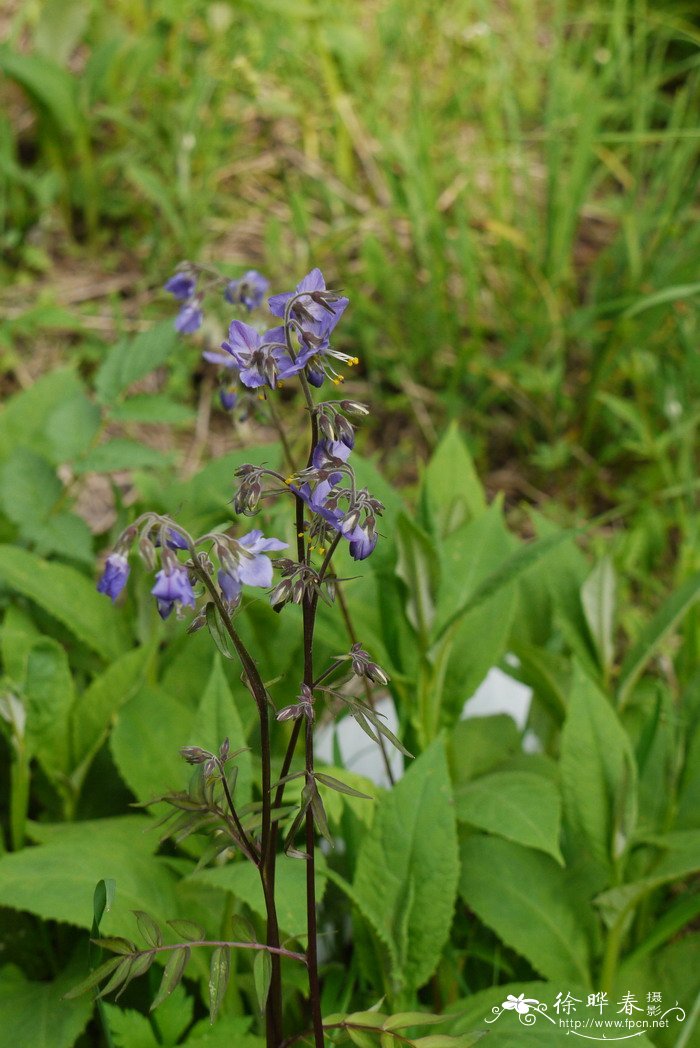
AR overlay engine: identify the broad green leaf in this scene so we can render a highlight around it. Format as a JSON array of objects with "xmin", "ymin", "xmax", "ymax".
[
  {"xmin": 110, "ymin": 394, "xmax": 194, "ymax": 425},
  {"xmin": 0, "ymin": 961, "xmax": 93, "ymax": 1048},
  {"xmin": 0, "ymin": 545, "xmax": 129, "ymax": 660},
  {"xmin": 581, "ymin": 557, "xmax": 616, "ymax": 677},
  {"xmin": 253, "ymin": 949, "xmax": 271, "ymax": 1013},
  {"xmin": 0, "ymin": 604, "xmax": 41, "ymax": 681},
  {"xmin": 455, "ymin": 771, "xmax": 563, "ymax": 864},
  {"xmin": 71, "ymin": 646, "xmax": 152, "ymax": 772},
  {"xmin": 396, "ymin": 514, "xmax": 440, "ymax": 640},
  {"xmin": 94, "ymin": 322, "xmax": 178, "ymax": 404},
  {"xmin": 353, "ymin": 738, "xmax": 459, "ymax": 991},
  {"xmin": 560, "ymin": 664, "xmax": 637, "ymax": 882},
  {"xmin": 110, "ymin": 686, "xmax": 192, "ymax": 803},
  {"xmin": 34, "ymin": 0, "xmax": 90, "ymax": 66},
  {"xmin": 189, "ymin": 657, "xmax": 252, "ymax": 805},
  {"xmin": 459, "ymin": 834, "xmax": 590, "ymax": 985},
  {"xmin": 103, "ymin": 1004, "xmax": 160, "ymax": 1048},
  {"xmin": 23, "ymin": 510, "xmax": 94, "ymax": 566},
  {"xmin": 209, "ymin": 946, "xmax": 230, "ymax": 1023},
  {"xmin": 74, "ymin": 438, "xmax": 172, "ymax": 475},
  {"xmin": 421, "ymin": 422, "xmax": 486, "ymax": 537},
  {"xmin": 25, "ymin": 638, "xmax": 74, "ymax": 777},
  {"xmin": 191, "ymin": 852, "xmax": 326, "ymax": 940},
  {"xmin": 0, "ymin": 448, "xmax": 61, "ymax": 525},
  {"xmin": 44, "ymin": 392, "xmax": 101, "ymax": 463},
  {"xmin": 433, "ymin": 528, "xmax": 577, "ymax": 642},
  {"xmin": 0, "ymin": 817, "xmax": 179, "ymax": 931},
  {"xmin": 447, "ymin": 715, "xmax": 521, "ymax": 787},
  {"xmin": 184, "ymin": 1015, "xmax": 263, "ymax": 1047},
  {"xmin": 0, "ymin": 369, "xmax": 84, "ymax": 459},
  {"xmin": 383, "ymin": 1012, "xmax": 448, "ymax": 1031},
  {"xmin": 617, "ymin": 571, "xmax": 700, "ymax": 706}
]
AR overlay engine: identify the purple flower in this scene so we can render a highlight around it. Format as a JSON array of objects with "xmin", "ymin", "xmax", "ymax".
[
  {"xmin": 269, "ymin": 269, "xmax": 355, "ymax": 387},
  {"xmin": 218, "ymin": 529, "xmax": 288, "ymax": 601},
  {"xmin": 165, "ymin": 271, "xmax": 196, "ymax": 300},
  {"xmin": 221, "ymin": 321, "xmax": 297, "ymax": 389},
  {"xmin": 268, "ymin": 268, "xmax": 348, "ymax": 331},
  {"xmin": 97, "ymin": 553, "xmax": 130, "ymax": 601},
  {"xmin": 225, "ymin": 270, "xmax": 269, "ymax": 311},
  {"xmin": 151, "ymin": 565, "xmax": 196, "ymax": 619},
  {"xmin": 175, "ymin": 301, "xmax": 203, "ymax": 334},
  {"xmin": 220, "ymin": 387, "xmax": 237, "ymax": 411}
]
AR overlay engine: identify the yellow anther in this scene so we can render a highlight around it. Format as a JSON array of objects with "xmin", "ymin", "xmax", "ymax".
[
  {"xmin": 318, "ymin": 547, "xmax": 327, "ymax": 555},
  {"xmin": 285, "ymin": 476, "xmax": 294, "ymax": 485},
  {"xmin": 258, "ymin": 393, "xmax": 265, "ymax": 401}
]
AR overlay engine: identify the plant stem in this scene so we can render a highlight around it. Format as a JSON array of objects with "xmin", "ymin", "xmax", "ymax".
[{"xmin": 305, "ymin": 715, "xmax": 324, "ymax": 1048}]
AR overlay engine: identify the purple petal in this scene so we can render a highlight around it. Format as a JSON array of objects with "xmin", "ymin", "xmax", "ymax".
[{"xmin": 237, "ymin": 553, "xmax": 273, "ymax": 588}]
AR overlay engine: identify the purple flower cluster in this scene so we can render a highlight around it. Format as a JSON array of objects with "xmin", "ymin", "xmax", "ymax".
[
  {"xmin": 97, "ymin": 516, "xmax": 287, "ymax": 618},
  {"xmin": 293, "ymin": 438, "xmax": 380, "ymax": 561}
]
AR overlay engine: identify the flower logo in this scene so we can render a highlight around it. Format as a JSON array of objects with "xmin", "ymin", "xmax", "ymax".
[{"xmin": 502, "ymin": 993, "xmax": 540, "ymax": 1015}]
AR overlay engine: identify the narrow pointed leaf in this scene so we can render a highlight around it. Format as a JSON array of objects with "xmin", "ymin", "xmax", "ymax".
[
  {"xmin": 209, "ymin": 946, "xmax": 230, "ymax": 1023},
  {"xmin": 89, "ymin": 937, "xmax": 137, "ymax": 956},
  {"xmin": 253, "ymin": 949, "xmax": 272, "ymax": 1014},
  {"xmin": 150, "ymin": 946, "xmax": 190, "ymax": 1011},
  {"xmin": 62, "ymin": 956, "xmax": 124, "ymax": 999},
  {"xmin": 315, "ymin": 772, "xmax": 373, "ymax": 800},
  {"xmin": 166, "ymin": 919, "xmax": 204, "ymax": 942},
  {"xmin": 115, "ymin": 952, "xmax": 154, "ymax": 999},
  {"xmin": 133, "ymin": 910, "xmax": 163, "ymax": 948},
  {"xmin": 206, "ymin": 603, "xmax": 234, "ymax": 660},
  {"xmin": 383, "ymin": 1013, "xmax": 448, "ymax": 1031},
  {"xmin": 96, "ymin": 957, "xmax": 133, "ymax": 999}
]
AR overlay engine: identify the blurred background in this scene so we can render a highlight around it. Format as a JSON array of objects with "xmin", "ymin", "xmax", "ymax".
[{"xmin": 2, "ymin": 0, "xmax": 699, "ymax": 557}]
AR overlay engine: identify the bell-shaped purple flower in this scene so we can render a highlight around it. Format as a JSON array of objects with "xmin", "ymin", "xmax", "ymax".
[
  {"xmin": 151, "ymin": 565, "xmax": 196, "ymax": 618},
  {"xmin": 225, "ymin": 270, "xmax": 269, "ymax": 311},
  {"xmin": 97, "ymin": 553, "xmax": 130, "ymax": 601},
  {"xmin": 165, "ymin": 272, "xmax": 196, "ymax": 300},
  {"xmin": 268, "ymin": 268, "xmax": 348, "ymax": 331},
  {"xmin": 175, "ymin": 302, "xmax": 203, "ymax": 334},
  {"xmin": 217, "ymin": 530, "xmax": 288, "ymax": 601}
]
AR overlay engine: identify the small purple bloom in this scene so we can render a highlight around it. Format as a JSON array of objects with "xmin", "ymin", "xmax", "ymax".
[
  {"xmin": 236, "ymin": 530, "xmax": 288, "ymax": 587},
  {"xmin": 220, "ymin": 387, "xmax": 238, "ymax": 411},
  {"xmin": 347, "ymin": 522, "xmax": 378, "ymax": 561},
  {"xmin": 268, "ymin": 268, "xmax": 348, "ymax": 331},
  {"xmin": 218, "ymin": 569, "xmax": 242, "ymax": 603},
  {"xmin": 97, "ymin": 553, "xmax": 130, "ymax": 601},
  {"xmin": 165, "ymin": 271, "xmax": 196, "ymax": 300},
  {"xmin": 221, "ymin": 321, "xmax": 296, "ymax": 389},
  {"xmin": 225, "ymin": 270, "xmax": 269, "ymax": 311},
  {"xmin": 151, "ymin": 565, "xmax": 196, "ymax": 618},
  {"xmin": 175, "ymin": 301, "xmax": 203, "ymax": 334}
]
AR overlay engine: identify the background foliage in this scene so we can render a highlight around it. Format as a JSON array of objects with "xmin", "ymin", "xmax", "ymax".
[{"xmin": 1, "ymin": 0, "xmax": 699, "ymax": 1046}]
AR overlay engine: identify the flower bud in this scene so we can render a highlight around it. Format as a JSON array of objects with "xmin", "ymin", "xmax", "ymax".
[{"xmin": 340, "ymin": 400, "xmax": 370, "ymax": 416}]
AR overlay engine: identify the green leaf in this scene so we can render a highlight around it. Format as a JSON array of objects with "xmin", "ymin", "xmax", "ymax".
[
  {"xmin": 93, "ymin": 878, "xmax": 116, "ymax": 934},
  {"xmin": 253, "ymin": 949, "xmax": 272, "ymax": 1014},
  {"xmin": 206, "ymin": 603, "xmax": 235, "ymax": 660},
  {"xmin": 617, "ymin": 571, "xmax": 700, "ymax": 706},
  {"xmin": 189, "ymin": 657, "xmax": 252, "ymax": 805},
  {"xmin": 0, "ymin": 545, "xmax": 129, "ymax": 660},
  {"xmin": 24, "ymin": 510, "xmax": 94, "ymax": 566},
  {"xmin": 447, "ymin": 715, "xmax": 521, "ymax": 787},
  {"xmin": 94, "ymin": 321, "xmax": 179, "ymax": 404},
  {"xmin": 74, "ymin": 438, "xmax": 172, "ymax": 474},
  {"xmin": 396, "ymin": 514, "xmax": 440, "ymax": 640},
  {"xmin": 0, "ymin": 368, "xmax": 84, "ymax": 459},
  {"xmin": 44, "ymin": 392, "xmax": 101, "ymax": 463},
  {"xmin": 455, "ymin": 771, "xmax": 563, "ymax": 864},
  {"xmin": 421, "ymin": 422, "xmax": 486, "ymax": 537},
  {"xmin": 167, "ymin": 918, "xmax": 205, "ymax": 941},
  {"xmin": 71, "ymin": 646, "xmax": 152, "ymax": 773},
  {"xmin": 110, "ymin": 394, "xmax": 194, "ymax": 425},
  {"xmin": 209, "ymin": 946, "xmax": 231, "ymax": 1023},
  {"xmin": 110, "ymin": 685, "xmax": 192, "ymax": 803},
  {"xmin": 353, "ymin": 738, "xmax": 459, "ymax": 991},
  {"xmin": 91, "ymin": 937, "xmax": 136, "ymax": 956},
  {"xmin": 0, "ymin": 47, "xmax": 83, "ymax": 137},
  {"xmin": 62, "ymin": 955, "xmax": 125, "ymax": 1000},
  {"xmin": 581, "ymin": 557, "xmax": 616, "ymax": 677},
  {"xmin": 150, "ymin": 946, "xmax": 190, "ymax": 1011},
  {"xmin": 560, "ymin": 664, "xmax": 637, "ymax": 881},
  {"xmin": 0, "ymin": 603, "xmax": 42, "ymax": 681},
  {"xmin": 383, "ymin": 1012, "xmax": 448, "ymax": 1031},
  {"xmin": 0, "ymin": 816, "xmax": 180, "ymax": 931},
  {"xmin": 315, "ymin": 771, "xmax": 373, "ymax": 800},
  {"xmin": 412, "ymin": 1037, "xmax": 485, "ymax": 1048},
  {"xmin": 0, "ymin": 448, "xmax": 61, "ymax": 525},
  {"xmin": 433, "ymin": 528, "xmax": 577, "ymax": 642},
  {"xmin": 459, "ymin": 834, "xmax": 590, "ymax": 985},
  {"xmin": 133, "ymin": 910, "xmax": 163, "ymax": 948},
  {"xmin": 24, "ymin": 638, "xmax": 74, "ymax": 777}
]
